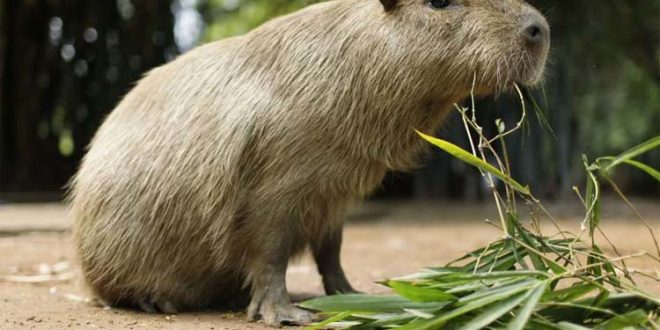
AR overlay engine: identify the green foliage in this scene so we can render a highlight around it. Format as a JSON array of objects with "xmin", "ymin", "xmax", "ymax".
[
  {"xmin": 300, "ymin": 96, "xmax": 660, "ymax": 329},
  {"xmin": 597, "ymin": 136, "xmax": 660, "ymax": 181},
  {"xmin": 417, "ymin": 130, "xmax": 532, "ymax": 196}
]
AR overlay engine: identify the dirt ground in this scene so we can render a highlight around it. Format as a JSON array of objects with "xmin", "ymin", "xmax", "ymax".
[{"xmin": 1, "ymin": 199, "xmax": 659, "ymax": 330}]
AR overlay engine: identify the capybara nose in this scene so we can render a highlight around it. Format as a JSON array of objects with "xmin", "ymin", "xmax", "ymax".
[{"xmin": 522, "ymin": 14, "xmax": 549, "ymax": 47}]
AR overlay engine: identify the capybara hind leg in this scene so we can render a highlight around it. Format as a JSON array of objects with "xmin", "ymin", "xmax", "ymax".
[
  {"xmin": 245, "ymin": 239, "xmax": 315, "ymax": 326},
  {"xmin": 312, "ymin": 225, "xmax": 357, "ymax": 295}
]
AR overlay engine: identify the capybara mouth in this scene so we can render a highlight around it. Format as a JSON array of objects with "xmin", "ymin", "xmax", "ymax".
[
  {"xmin": 517, "ymin": 64, "xmax": 547, "ymax": 88},
  {"xmin": 519, "ymin": 53, "xmax": 549, "ymax": 87},
  {"xmin": 477, "ymin": 60, "xmax": 547, "ymax": 96},
  {"xmin": 476, "ymin": 44, "xmax": 549, "ymax": 95},
  {"xmin": 484, "ymin": 47, "xmax": 549, "ymax": 94}
]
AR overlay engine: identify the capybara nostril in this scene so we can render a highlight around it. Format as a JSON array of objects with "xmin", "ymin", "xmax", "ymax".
[
  {"xmin": 526, "ymin": 25, "xmax": 542, "ymax": 41},
  {"xmin": 522, "ymin": 15, "xmax": 549, "ymax": 47}
]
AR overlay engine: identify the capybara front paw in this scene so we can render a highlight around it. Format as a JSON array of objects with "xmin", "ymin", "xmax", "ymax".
[
  {"xmin": 323, "ymin": 273, "xmax": 360, "ymax": 295},
  {"xmin": 247, "ymin": 301, "xmax": 316, "ymax": 327}
]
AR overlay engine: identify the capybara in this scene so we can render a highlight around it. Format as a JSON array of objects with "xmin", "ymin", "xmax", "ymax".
[{"xmin": 70, "ymin": 0, "xmax": 549, "ymax": 326}]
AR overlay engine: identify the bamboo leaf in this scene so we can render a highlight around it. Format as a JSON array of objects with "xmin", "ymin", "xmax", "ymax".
[
  {"xmin": 456, "ymin": 291, "xmax": 531, "ymax": 330},
  {"xmin": 557, "ymin": 322, "xmax": 592, "ymax": 330},
  {"xmin": 551, "ymin": 283, "xmax": 598, "ymax": 302},
  {"xmin": 448, "ymin": 241, "xmax": 508, "ymax": 266},
  {"xmin": 422, "ymin": 270, "xmax": 549, "ymax": 282},
  {"xmin": 359, "ymin": 313, "xmax": 418, "ymax": 328},
  {"xmin": 508, "ymin": 283, "xmax": 547, "ymax": 330},
  {"xmin": 482, "ymin": 254, "xmax": 517, "ymax": 272},
  {"xmin": 400, "ymin": 279, "xmax": 538, "ymax": 329},
  {"xmin": 456, "ymin": 279, "xmax": 538, "ymax": 306},
  {"xmin": 584, "ymin": 290, "xmax": 610, "ymax": 320},
  {"xmin": 595, "ymin": 309, "xmax": 651, "ymax": 329},
  {"xmin": 303, "ymin": 311, "xmax": 352, "ymax": 330},
  {"xmin": 403, "ymin": 308, "xmax": 436, "ymax": 319},
  {"xmin": 619, "ymin": 159, "xmax": 660, "ymax": 182},
  {"xmin": 602, "ymin": 135, "xmax": 660, "ymax": 172},
  {"xmin": 453, "ymin": 242, "xmax": 523, "ymax": 273},
  {"xmin": 299, "ymin": 294, "xmax": 447, "ymax": 313},
  {"xmin": 599, "ymin": 157, "xmax": 660, "ymax": 182},
  {"xmin": 385, "ymin": 280, "xmax": 456, "ymax": 303},
  {"xmin": 587, "ymin": 252, "xmax": 603, "ymax": 281},
  {"xmin": 516, "ymin": 223, "xmax": 549, "ymax": 272},
  {"xmin": 395, "ymin": 267, "xmax": 465, "ymax": 281},
  {"xmin": 416, "ymin": 130, "xmax": 531, "ymax": 195},
  {"xmin": 592, "ymin": 245, "xmax": 620, "ymax": 287}
]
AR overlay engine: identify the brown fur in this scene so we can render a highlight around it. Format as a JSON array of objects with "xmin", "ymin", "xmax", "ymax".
[{"xmin": 69, "ymin": 0, "xmax": 549, "ymax": 325}]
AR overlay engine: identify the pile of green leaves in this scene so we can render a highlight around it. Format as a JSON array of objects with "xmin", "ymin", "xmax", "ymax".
[
  {"xmin": 300, "ymin": 88, "xmax": 660, "ymax": 329},
  {"xmin": 302, "ymin": 219, "xmax": 658, "ymax": 329}
]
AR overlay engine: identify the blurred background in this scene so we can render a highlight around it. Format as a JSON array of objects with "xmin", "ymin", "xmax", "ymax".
[{"xmin": 0, "ymin": 0, "xmax": 658, "ymax": 202}]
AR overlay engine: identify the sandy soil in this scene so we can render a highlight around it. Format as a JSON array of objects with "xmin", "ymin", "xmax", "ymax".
[{"xmin": 1, "ymin": 199, "xmax": 658, "ymax": 329}]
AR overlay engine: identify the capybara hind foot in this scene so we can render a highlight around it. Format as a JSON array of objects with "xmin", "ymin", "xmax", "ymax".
[
  {"xmin": 247, "ymin": 299, "xmax": 315, "ymax": 327},
  {"xmin": 137, "ymin": 298, "xmax": 178, "ymax": 314},
  {"xmin": 246, "ymin": 264, "xmax": 317, "ymax": 327}
]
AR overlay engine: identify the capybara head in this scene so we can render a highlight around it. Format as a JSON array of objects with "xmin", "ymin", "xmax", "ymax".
[{"xmin": 378, "ymin": 0, "xmax": 549, "ymax": 97}]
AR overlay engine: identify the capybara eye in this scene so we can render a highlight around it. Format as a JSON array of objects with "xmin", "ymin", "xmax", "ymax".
[{"xmin": 428, "ymin": 0, "xmax": 451, "ymax": 9}]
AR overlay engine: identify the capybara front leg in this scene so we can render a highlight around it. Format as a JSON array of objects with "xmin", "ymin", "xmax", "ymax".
[{"xmin": 312, "ymin": 225, "xmax": 357, "ymax": 295}]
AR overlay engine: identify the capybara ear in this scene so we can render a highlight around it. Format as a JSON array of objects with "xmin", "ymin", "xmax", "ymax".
[{"xmin": 380, "ymin": 0, "xmax": 397, "ymax": 11}]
